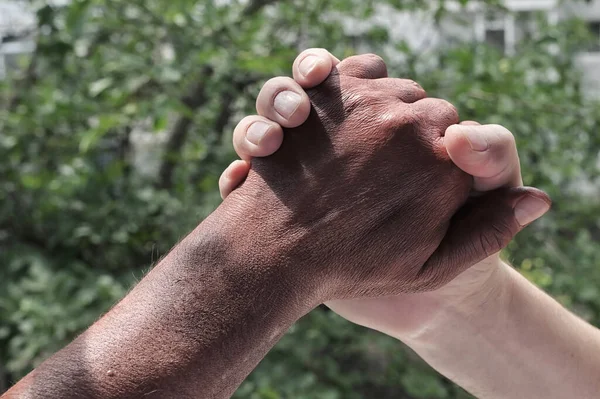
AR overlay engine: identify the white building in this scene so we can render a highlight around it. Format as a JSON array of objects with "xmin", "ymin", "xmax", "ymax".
[
  {"xmin": 0, "ymin": 0, "xmax": 35, "ymax": 78},
  {"xmin": 1, "ymin": 0, "xmax": 598, "ymax": 92},
  {"xmin": 350, "ymin": 0, "xmax": 600, "ymax": 97}
]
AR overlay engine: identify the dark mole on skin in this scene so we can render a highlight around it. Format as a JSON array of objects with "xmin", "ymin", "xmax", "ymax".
[{"xmin": 107, "ymin": 370, "xmax": 115, "ymax": 377}]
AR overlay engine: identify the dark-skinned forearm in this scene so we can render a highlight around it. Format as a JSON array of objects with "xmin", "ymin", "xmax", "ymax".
[{"xmin": 2, "ymin": 205, "xmax": 314, "ymax": 399}]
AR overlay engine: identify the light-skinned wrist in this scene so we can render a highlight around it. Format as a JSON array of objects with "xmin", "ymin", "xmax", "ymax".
[{"xmin": 401, "ymin": 259, "xmax": 515, "ymax": 347}]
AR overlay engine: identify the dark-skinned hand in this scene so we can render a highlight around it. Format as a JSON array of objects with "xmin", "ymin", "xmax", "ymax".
[{"xmin": 222, "ymin": 53, "xmax": 549, "ymax": 302}]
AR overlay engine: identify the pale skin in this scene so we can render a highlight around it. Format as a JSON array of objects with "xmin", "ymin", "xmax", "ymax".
[{"xmin": 220, "ymin": 48, "xmax": 600, "ymax": 399}]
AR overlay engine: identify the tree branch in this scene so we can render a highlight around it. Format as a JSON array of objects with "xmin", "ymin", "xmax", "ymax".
[
  {"xmin": 157, "ymin": 67, "xmax": 213, "ymax": 189},
  {"xmin": 6, "ymin": 47, "xmax": 37, "ymax": 111},
  {"xmin": 189, "ymin": 75, "xmax": 262, "ymax": 185},
  {"xmin": 156, "ymin": 0, "xmax": 280, "ymax": 190},
  {"xmin": 242, "ymin": 0, "xmax": 280, "ymax": 16}
]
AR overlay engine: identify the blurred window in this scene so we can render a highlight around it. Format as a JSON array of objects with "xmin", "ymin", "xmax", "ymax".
[
  {"xmin": 482, "ymin": 9, "xmax": 508, "ymax": 52},
  {"xmin": 588, "ymin": 21, "xmax": 600, "ymax": 52},
  {"xmin": 485, "ymin": 29, "xmax": 506, "ymax": 50}
]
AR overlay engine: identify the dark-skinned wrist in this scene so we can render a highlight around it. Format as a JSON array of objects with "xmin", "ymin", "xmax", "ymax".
[
  {"xmin": 215, "ymin": 179, "xmax": 325, "ymax": 305},
  {"xmin": 5, "ymin": 200, "xmax": 317, "ymax": 399}
]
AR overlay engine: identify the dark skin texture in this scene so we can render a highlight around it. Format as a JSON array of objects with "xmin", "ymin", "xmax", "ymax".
[{"xmin": 3, "ymin": 55, "xmax": 550, "ymax": 399}]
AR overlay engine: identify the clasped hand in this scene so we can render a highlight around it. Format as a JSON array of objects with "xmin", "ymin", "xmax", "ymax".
[{"xmin": 220, "ymin": 52, "xmax": 549, "ymax": 305}]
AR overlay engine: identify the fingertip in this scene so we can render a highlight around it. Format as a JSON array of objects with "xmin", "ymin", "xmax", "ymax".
[
  {"xmin": 252, "ymin": 121, "xmax": 284, "ymax": 155},
  {"xmin": 226, "ymin": 159, "xmax": 251, "ymax": 181},
  {"xmin": 446, "ymin": 124, "xmax": 522, "ymax": 191},
  {"xmin": 444, "ymin": 125, "xmax": 477, "ymax": 165},
  {"xmin": 445, "ymin": 124, "xmax": 493, "ymax": 167},
  {"xmin": 219, "ymin": 160, "xmax": 250, "ymax": 199},
  {"xmin": 514, "ymin": 189, "xmax": 551, "ymax": 227},
  {"xmin": 445, "ymin": 125, "xmax": 496, "ymax": 183},
  {"xmin": 292, "ymin": 48, "xmax": 337, "ymax": 88},
  {"xmin": 256, "ymin": 77, "xmax": 311, "ymax": 127},
  {"xmin": 233, "ymin": 116, "xmax": 284, "ymax": 160}
]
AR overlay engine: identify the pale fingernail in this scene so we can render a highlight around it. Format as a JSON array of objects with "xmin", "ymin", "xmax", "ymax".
[
  {"xmin": 274, "ymin": 91, "xmax": 302, "ymax": 120},
  {"xmin": 514, "ymin": 196, "xmax": 550, "ymax": 227},
  {"xmin": 463, "ymin": 128, "xmax": 488, "ymax": 152},
  {"xmin": 246, "ymin": 121, "xmax": 271, "ymax": 145},
  {"xmin": 299, "ymin": 55, "xmax": 319, "ymax": 77}
]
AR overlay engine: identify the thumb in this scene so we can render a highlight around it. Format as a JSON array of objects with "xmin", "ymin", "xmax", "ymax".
[{"xmin": 417, "ymin": 187, "xmax": 551, "ymax": 289}]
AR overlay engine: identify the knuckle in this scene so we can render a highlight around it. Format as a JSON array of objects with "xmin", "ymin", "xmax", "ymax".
[
  {"xmin": 339, "ymin": 54, "xmax": 388, "ymax": 78},
  {"xmin": 437, "ymin": 100, "xmax": 459, "ymax": 126},
  {"xmin": 403, "ymin": 79, "xmax": 427, "ymax": 99},
  {"xmin": 399, "ymin": 80, "xmax": 426, "ymax": 102},
  {"xmin": 392, "ymin": 103, "xmax": 420, "ymax": 126},
  {"xmin": 381, "ymin": 105, "xmax": 416, "ymax": 131},
  {"xmin": 361, "ymin": 53, "xmax": 385, "ymax": 64},
  {"xmin": 371, "ymin": 78, "xmax": 427, "ymax": 103},
  {"xmin": 439, "ymin": 99, "xmax": 459, "ymax": 118},
  {"xmin": 414, "ymin": 98, "xmax": 459, "ymax": 127},
  {"xmin": 401, "ymin": 78, "xmax": 424, "ymax": 92},
  {"xmin": 342, "ymin": 89, "xmax": 390, "ymax": 119},
  {"xmin": 362, "ymin": 53, "xmax": 387, "ymax": 72}
]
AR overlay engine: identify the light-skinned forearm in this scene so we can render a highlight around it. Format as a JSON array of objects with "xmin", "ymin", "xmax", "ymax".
[
  {"xmin": 2, "ymin": 205, "xmax": 314, "ymax": 399},
  {"xmin": 401, "ymin": 260, "xmax": 600, "ymax": 399}
]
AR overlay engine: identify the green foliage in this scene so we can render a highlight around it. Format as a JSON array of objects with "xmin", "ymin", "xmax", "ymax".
[{"xmin": 1, "ymin": 0, "xmax": 599, "ymax": 397}]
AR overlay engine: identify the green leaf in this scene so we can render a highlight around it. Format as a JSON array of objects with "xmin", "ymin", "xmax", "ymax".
[{"xmin": 89, "ymin": 77, "xmax": 114, "ymax": 97}]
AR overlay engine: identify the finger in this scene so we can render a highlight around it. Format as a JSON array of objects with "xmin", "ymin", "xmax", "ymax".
[
  {"xmin": 460, "ymin": 120, "xmax": 481, "ymax": 126},
  {"xmin": 411, "ymin": 97, "xmax": 460, "ymax": 136},
  {"xmin": 444, "ymin": 124, "xmax": 522, "ymax": 191},
  {"xmin": 292, "ymin": 48, "xmax": 340, "ymax": 89},
  {"xmin": 417, "ymin": 187, "xmax": 551, "ymax": 290},
  {"xmin": 233, "ymin": 115, "xmax": 284, "ymax": 161},
  {"xmin": 336, "ymin": 53, "xmax": 388, "ymax": 79},
  {"xmin": 219, "ymin": 160, "xmax": 251, "ymax": 199},
  {"xmin": 367, "ymin": 78, "xmax": 427, "ymax": 103},
  {"xmin": 256, "ymin": 77, "xmax": 311, "ymax": 128}
]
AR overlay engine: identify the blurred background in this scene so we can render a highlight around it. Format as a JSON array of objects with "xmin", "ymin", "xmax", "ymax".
[{"xmin": 1, "ymin": 0, "xmax": 600, "ymax": 397}]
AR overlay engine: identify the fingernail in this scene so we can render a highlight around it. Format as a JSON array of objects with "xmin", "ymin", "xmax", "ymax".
[
  {"xmin": 463, "ymin": 128, "xmax": 488, "ymax": 152},
  {"xmin": 246, "ymin": 121, "xmax": 270, "ymax": 145},
  {"xmin": 514, "ymin": 196, "xmax": 550, "ymax": 226},
  {"xmin": 274, "ymin": 91, "xmax": 302, "ymax": 120},
  {"xmin": 299, "ymin": 55, "xmax": 319, "ymax": 77}
]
